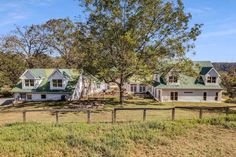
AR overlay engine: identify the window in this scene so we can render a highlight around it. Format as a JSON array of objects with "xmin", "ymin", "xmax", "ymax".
[
  {"xmin": 215, "ymin": 92, "xmax": 219, "ymax": 101},
  {"xmin": 41, "ymin": 94, "xmax": 46, "ymax": 99},
  {"xmin": 52, "ymin": 79, "xmax": 63, "ymax": 87},
  {"xmin": 207, "ymin": 77, "xmax": 216, "ymax": 83},
  {"xmin": 131, "ymin": 84, "xmax": 137, "ymax": 93},
  {"xmin": 27, "ymin": 94, "xmax": 32, "ymax": 100},
  {"xmin": 25, "ymin": 79, "xmax": 34, "ymax": 87},
  {"xmin": 184, "ymin": 92, "xmax": 193, "ymax": 94},
  {"xmin": 169, "ymin": 76, "xmax": 178, "ymax": 83},
  {"xmin": 203, "ymin": 92, "xmax": 207, "ymax": 101},
  {"xmin": 139, "ymin": 85, "xmax": 146, "ymax": 93},
  {"xmin": 97, "ymin": 83, "xmax": 101, "ymax": 89},
  {"xmin": 170, "ymin": 92, "xmax": 178, "ymax": 101}
]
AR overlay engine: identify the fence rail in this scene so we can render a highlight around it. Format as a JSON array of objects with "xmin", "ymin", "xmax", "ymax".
[{"xmin": 0, "ymin": 106, "xmax": 235, "ymax": 124}]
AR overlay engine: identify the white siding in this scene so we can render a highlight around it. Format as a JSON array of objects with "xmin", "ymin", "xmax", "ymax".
[
  {"xmin": 31, "ymin": 93, "xmax": 69, "ymax": 101},
  {"xmin": 204, "ymin": 68, "xmax": 220, "ymax": 85},
  {"xmin": 161, "ymin": 89, "xmax": 222, "ymax": 102},
  {"xmin": 48, "ymin": 71, "xmax": 68, "ymax": 90},
  {"xmin": 20, "ymin": 71, "xmax": 35, "ymax": 79}
]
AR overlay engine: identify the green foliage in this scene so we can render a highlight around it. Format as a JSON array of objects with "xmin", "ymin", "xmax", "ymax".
[
  {"xmin": 0, "ymin": 115, "xmax": 235, "ymax": 156},
  {"xmin": 0, "ymin": 25, "xmax": 52, "ymax": 68},
  {"xmin": 220, "ymin": 69, "xmax": 236, "ymax": 98},
  {"xmin": 225, "ymin": 98, "xmax": 236, "ymax": 104},
  {"xmin": 42, "ymin": 18, "xmax": 80, "ymax": 68},
  {"xmin": 0, "ymin": 86, "xmax": 12, "ymax": 97},
  {"xmin": 0, "ymin": 52, "xmax": 26, "ymax": 87},
  {"xmin": 78, "ymin": 0, "xmax": 202, "ymax": 103}
]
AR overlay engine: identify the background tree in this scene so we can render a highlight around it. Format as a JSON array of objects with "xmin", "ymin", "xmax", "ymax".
[
  {"xmin": 0, "ymin": 24, "xmax": 51, "ymax": 68},
  {"xmin": 77, "ymin": 0, "xmax": 202, "ymax": 104},
  {"xmin": 43, "ymin": 18, "xmax": 79, "ymax": 68},
  {"xmin": 0, "ymin": 52, "xmax": 26, "ymax": 87},
  {"xmin": 221, "ymin": 68, "xmax": 236, "ymax": 98}
]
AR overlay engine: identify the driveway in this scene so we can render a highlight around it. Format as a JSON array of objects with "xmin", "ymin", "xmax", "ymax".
[{"xmin": 0, "ymin": 98, "xmax": 14, "ymax": 106}]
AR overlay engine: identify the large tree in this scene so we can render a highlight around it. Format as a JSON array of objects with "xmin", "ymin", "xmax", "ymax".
[
  {"xmin": 77, "ymin": 0, "xmax": 202, "ymax": 104},
  {"xmin": 42, "ymin": 18, "xmax": 80, "ymax": 68},
  {"xmin": 0, "ymin": 25, "xmax": 51, "ymax": 68}
]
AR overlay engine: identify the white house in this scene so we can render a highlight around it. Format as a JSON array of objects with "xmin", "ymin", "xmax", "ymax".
[
  {"xmin": 124, "ymin": 61, "xmax": 223, "ymax": 102},
  {"xmin": 12, "ymin": 69, "xmax": 107, "ymax": 101}
]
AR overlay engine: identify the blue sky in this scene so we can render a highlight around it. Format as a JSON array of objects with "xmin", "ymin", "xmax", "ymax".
[{"xmin": 0, "ymin": 0, "xmax": 235, "ymax": 62}]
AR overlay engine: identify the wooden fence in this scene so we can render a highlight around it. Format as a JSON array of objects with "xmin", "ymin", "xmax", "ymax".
[{"xmin": 0, "ymin": 106, "xmax": 235, "ymax": 124}]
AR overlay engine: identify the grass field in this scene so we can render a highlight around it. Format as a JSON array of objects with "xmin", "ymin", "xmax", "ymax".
[
  {"xmin": 0, "ymin": 115, "xmax": 235, "ymax": 156},
  {"xmin": 0, "ymin": 96, "xmax": 235, "ymax": 124}
]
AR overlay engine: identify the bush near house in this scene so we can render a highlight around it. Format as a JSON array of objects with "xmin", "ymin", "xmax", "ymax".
[
  {"xmin": 0, "ymin": 85, "xmax": 12, "ymax": 98},
  {"xmin": 225, "ymin": 98, "xmax": 236, "ymax": 104}
]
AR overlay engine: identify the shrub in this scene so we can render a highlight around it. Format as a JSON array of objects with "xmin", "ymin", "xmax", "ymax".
[
  {"xmin": 225, "ymin": 98, "xmax": 236, "ymax": 103},
  {"xmin": 0, "ymin": 86, "xmax": 13, "ymax": 97}
]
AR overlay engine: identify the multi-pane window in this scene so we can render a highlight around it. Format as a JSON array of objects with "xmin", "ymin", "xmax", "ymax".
[
  {"xmin": 215, "ymin": 92, "xmax": 219, "ymax": 101},
  {"xmin": 139, "ymin": 85, "xmax": 146, "ymax": 93},
  {"xmin": 131, "ymin": 84, "xmax": 137, "ymax": 93},
  {"xmin": 25, "ymin": 79, "xmax": 34, "ymax": 87},
  {"xmin": 170, "ymin": 92, "xmax": 178, "ymax": 101},
  {"xmin": 52, "ymin": 79, "xmax": 63, "ymax": 87},
  {"xmin": 207, "ymin": 77, "xmax": 216, "ymax": 83},
  {"xmin": 27, "ymin": 94, "xmax": 32, "ymax": 100},
  {"xmin": 169, "ymin": 76, "xmax": 178, "ymax": 83},
  {"xmin": 203, "ymin": 92, "xmax": 207, "ymax": 101}
]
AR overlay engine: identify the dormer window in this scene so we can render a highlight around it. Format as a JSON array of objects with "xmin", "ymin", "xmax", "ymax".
[
  {"xmin": 25, "ymin": 79, "xmax": 34, "ymax": 87},
  {"xmin": 207, "ymin": 77, "xmax": 216, "ymax": 83},
  {"xmin": 52, "ymin": 79, "xmax": 63, "ymax": 87},
  {"xmin": 169, "ymin": 76, "xmax": 178, "ymax": 83}
]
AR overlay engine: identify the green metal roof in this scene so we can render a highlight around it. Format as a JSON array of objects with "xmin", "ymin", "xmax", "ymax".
[
  {"xmin": 12, "ymin": 69, "xmax": 80, "ymax": 93},
  {"xmin": 153, "ymin": 61, "xmax": 223, "ymax": 90}
]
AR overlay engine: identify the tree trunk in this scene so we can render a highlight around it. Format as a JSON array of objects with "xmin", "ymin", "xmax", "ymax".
[
  {"xmin": 118, "ymin": 84, "xmax": 124, "ymax": 105},
  {"xmin": 119, "ymin": 73, "xmax": 124, "ymax": 105}
]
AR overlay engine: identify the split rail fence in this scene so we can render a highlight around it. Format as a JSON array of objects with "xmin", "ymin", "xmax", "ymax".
[{"xmin": 0, "ymin": 106, "xmax": 235, "ymax": 124}]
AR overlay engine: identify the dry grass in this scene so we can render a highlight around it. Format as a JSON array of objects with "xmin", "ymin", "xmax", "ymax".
[
  {"xmin": 0, "ymin": 96, "xmax": 235, "ymax": 125},
  {"xmin": 132, "ymin": 125, "xmax": 236, "ymax": 157}
]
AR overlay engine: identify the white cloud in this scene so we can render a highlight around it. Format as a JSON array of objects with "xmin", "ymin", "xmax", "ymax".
[
  {"xmin": 187, "ymin": 7, "xmax": 213, "ymax": 14},
  {"xmin": 201, "ymin": 28, "xmax": 236, "ymax": 38}
]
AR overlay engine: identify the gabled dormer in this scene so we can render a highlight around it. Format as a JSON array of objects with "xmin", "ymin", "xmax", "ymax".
[
  {"xmin": 20, "ymin": 70, "xmax": 43, "ymax": 89},
  {"xmin": 48, "ymin": 69, "xmax": 70, "ymax": 90},
  {"xmin": 205, "ymin": 68, "xmax": 220, "ymax": 85},
  {"xmin": 201, "ymin": 67, "xmax": 220, "ymax": 85},
  {"xmin": 165, "ymin": 71, "xmax": 180, "ymax": 85}
]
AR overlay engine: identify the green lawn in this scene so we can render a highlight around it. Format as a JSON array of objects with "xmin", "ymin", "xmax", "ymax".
[{"xmin": 0, "ymin": 115, "xmax": 235, "ymax": 157}]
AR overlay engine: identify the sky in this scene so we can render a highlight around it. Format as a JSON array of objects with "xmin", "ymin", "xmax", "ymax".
[{"xmin": 0, "ymin": 0, "xmax": 235, "ymax": 62}]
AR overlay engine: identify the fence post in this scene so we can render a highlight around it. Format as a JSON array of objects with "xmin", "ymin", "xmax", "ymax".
[
  {"xmin": 225, "ymin": 107, "xmax": 229, "ymax": 116},
  {"xmin": 143, "ymin": 109, "xmax": 147, "ymax": 121},
  {"xmin": 199, "ymin": 108, "xmax": 203, "ymax": 119},
  {"xmin": 55, "ymin": 111, "xmax": 59, "ymax": 123},
  {"xmin": 23, "ymin": 111, "xmax": 26, "ymax": 123},
  {"xmin": 87, "ymin": 110, "xmax": 91, "ymax": 124},
  {"xmin": 114, "ymin": 109, "xmax": 116, "ymax": 123},
  {"xmin": 172, "ymin": 108, "xmax": 175, "ymax": 120},
  {"xmin": 112, "ymin": 110, "xmax": 114, "ymax": 123}
]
